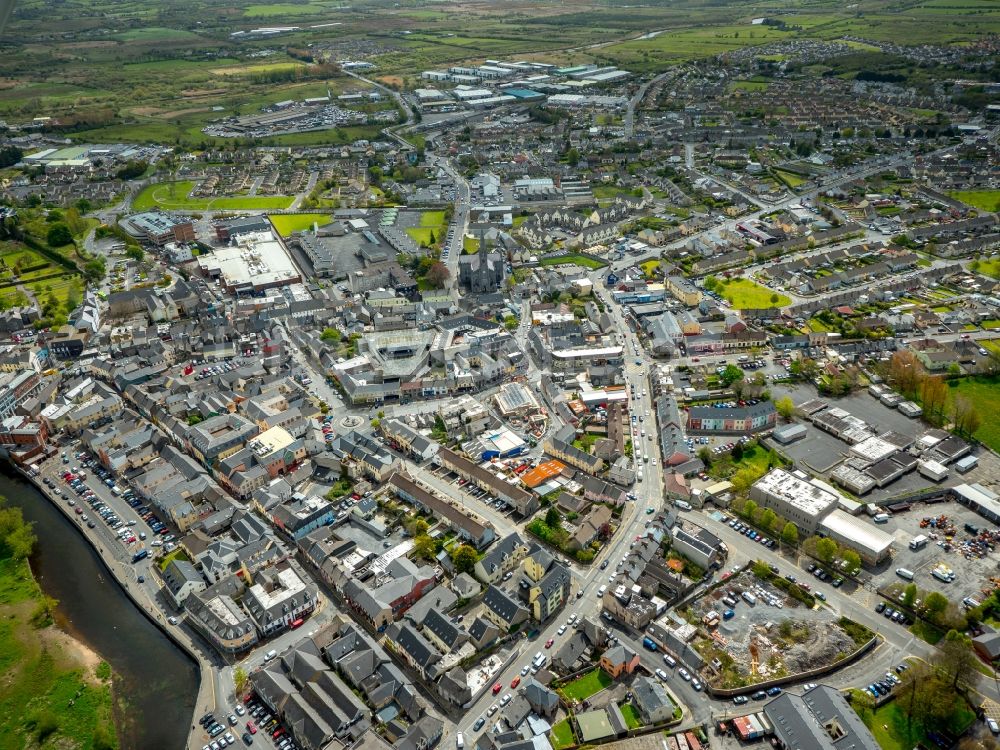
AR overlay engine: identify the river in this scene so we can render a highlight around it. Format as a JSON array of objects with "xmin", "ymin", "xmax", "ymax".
[{"xmin": 1, "ymin": 466, "xmax": 199, "ymax": 750}]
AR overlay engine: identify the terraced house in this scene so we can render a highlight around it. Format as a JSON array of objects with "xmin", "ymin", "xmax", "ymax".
[{"xmin": 685, "ymin": 401, "xmax": 776, "ymax": 435}]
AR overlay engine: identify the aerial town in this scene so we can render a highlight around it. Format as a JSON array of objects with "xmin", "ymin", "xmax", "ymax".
[{"xmin": 1, "ymin": 2, "xmax": 1000, "ymax": 750}]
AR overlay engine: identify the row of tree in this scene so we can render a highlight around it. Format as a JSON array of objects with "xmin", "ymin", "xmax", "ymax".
[{"xmin": 884, "ymin": 350, "xmax": 982, "ymax": 436}]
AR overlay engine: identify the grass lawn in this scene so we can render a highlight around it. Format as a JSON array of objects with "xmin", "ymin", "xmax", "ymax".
[
  {"xmin": 773, "ymin": 169, "xmax": 806, "ymax": 188},
  {"xmin": 908, "ymin": 618, "xmax": 945, "ymax": 645},
  {"xmin": 716, "ymin": 278, "xmax": 790, "ymax": 309},
  {"xmin": 729, "ymin": 79, "xmax": 769, "ymax": 92},
  {"xmin": 854, "ymin": 694, "xmax": 976, "ymax": 750},
  {"xmin": 641, "ymin": 259, "xmax": 662, "ymax": 278},
  {"xmin": 462, "ymin": 235, "xmax": 479, "ymax": 254},
  {"xmin": 132, "ymin": 181, "xmax": 294, "ymax": 211},
  {"xmin": 947, "ymin": 376, "xmax": 1000, "ymax": 452},
  {"xmin": 157, "ymin": 548, "xmax": 191, "ymax": 572},
  {"xmin": 593, "ymin": 185, "xmax": 641, "ymax": 201},
  {"xmin": 948, "ymin": 189, "xmax": 1000, "ymax": 213},
  {"xmin": 419, "ymin": 211, "xmax": 446, "ymax": 227},
  {"xmin": 0, "ymin": 554, "xmax": 119, "ymax": 749},
  {"xmin": 560, "ymin": 668, "xmax": 613, "ymax": 701},
  {"xmin": 619, "ymin": 702, "xmax": 643, "ymax": 729},
  {"xmin": 538, "ymin": 254, "xmax": 607, "ymax": 270},
  {"xmin": 550, "ymin": 719, "xmax": 575, "ymax": 749},
  {"xmin": 268, "ymin": 213, "xmax": 331, "ymax": 237},
  {"xmin": 974, "ymin": 258, "xmax": 1000, "ymax": 279},
  {"xmin": 982, "ymin": 320, "xmax": 1000, "ymax": 330},
  {"xmin": 405, "ymin": 227, "xmax": 440, "ymax": 247}
]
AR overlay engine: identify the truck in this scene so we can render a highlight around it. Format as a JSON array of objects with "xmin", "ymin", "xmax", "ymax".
[
  {"xmin": 642, "ymin": 637, "xmax": 658, "ymax": 651},
  {"xmin": 741, "ymin": 592, "xmax": 757, "ymax": 606},
  {"xmin": 908, "ymin": 535, "xmax": 928, "ymax": 551}
]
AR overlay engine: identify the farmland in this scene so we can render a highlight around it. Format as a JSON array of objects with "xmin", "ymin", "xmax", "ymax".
[{"xmin": 132, "ymin": 182, "xmax": 294, "ymax": 212}]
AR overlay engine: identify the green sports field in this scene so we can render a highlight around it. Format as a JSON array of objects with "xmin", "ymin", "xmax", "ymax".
[{"xmin": 132, "ymin": 182, "xmax": 294, "ymax": 212}]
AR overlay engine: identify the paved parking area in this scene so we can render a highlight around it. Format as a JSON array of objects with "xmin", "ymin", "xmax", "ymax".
[{"xmin": 866, "ymin": 501, "xmax": 1000, "ymax": 604}]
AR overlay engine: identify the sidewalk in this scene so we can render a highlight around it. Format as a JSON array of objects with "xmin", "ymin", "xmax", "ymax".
[{"xmin": 27, "ymin": 456, "xmax": 222, "ymax": 750}]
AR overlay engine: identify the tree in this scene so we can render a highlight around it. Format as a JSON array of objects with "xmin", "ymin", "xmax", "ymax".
[
  {"xmin": 426, "ymin": 261, "xmax": 450, "ymax": 288},
  {"xmin": 923, "ymin": 591, "xmax": 949, "ymax": 620},
  {"xmin": 566, "ymin": 147, "xmax": 580, "ymax": 166},
  {"xmin": 697, "ymin": 447, "xmax": 712, "ymax": 468},
  {"xmin": 406, "ymin": 517, "xmax": 429, "ymax": 537},
  {"xmin": 741, "ymin": 499, "xmax": 758, "ymax": 520},
  {"xmin": 731, "ymin": 442, "xmax": 744, "ymax": 462},
  {"xmin": 775, "ymin": 396, "xmax": 795, "ymax": 420},
  {"xmin": 902, "ymin": 583, "xmax": 917, "ymax": 608},
  {"xmin": 886, "ymin": 350, "xmax": 924, "ymax": 399},
  {"xmin": 320, "ymin": 327, "xmax": 342, "ymax": 342},
  {"xmin": 125, "ymin": 246, "xmax": 144, "ymax": 262},
  {"xmin": 83, "ymin": 257, "xmax": 107, "ymax": 283},
  {"xmin": 769, "ymin": 293, "xmax": 779, "ymax": 304},
  {"xmin": 781, "ymin": 522, "xmax": 798, "ymax": 546},
  {"xmin": 920, "ymin": 375, "xmax": 948, "ymax": 424},
  {"xmin": 451, "ymin": 544, "xmax": 478, "ymax": 574},
  {"xmin": 815, "ymin": 537, "xmax": 838, "ymax": 564},
  {"xmin": 720, "ymin": 364, "xmax": 744, "ymax": 387},
  {"xmin": 842, "ymin": 549, "xmax": 861, "ymax": 576},
  {"xmin": 115, "ymin": 160, "xmax": 148, "ymax": 180},
  {"xmin": 234, "ymin": 667, "xmax": 249, "ymax": 696},
  {"xmin": 937, "ymin": 630, "xmax": 977, "ymax": 689},
  {"xmin": 731, "ymin": 466, "xmax": 763, "ymax": 495},
  {"xmin": 545, "ymin": 507, "xmax": 561, "ymax": 529},
  {"xmin": 46, "ymin": 222, "xmax": 72, "ymax": 247},
  {"xmin": 413, "ymin": 534, "xmax": 437, "ymax": 560},
  {"xmin": 760, "ymin": 508, "xmax": 777, "ymax": 533},
  {"xmin": 952, "ymin": 396, "xmax": 981, "ymax": 439}
]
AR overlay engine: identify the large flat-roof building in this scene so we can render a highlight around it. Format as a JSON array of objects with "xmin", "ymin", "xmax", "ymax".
[
  {"xmin": 764, "ymin": 684, "xmax": 880, "ymax": 750},
  {"xmin": 818, "ymin": 509, "xmax": 893, "ymax": 564},
  {"xmin": 123, "ymin": 211, "xmax": 196, "ymax": 246},
  {"xmin": 749, "ymin": 468, "xmax": 841, "ymax": 535},
  {"xmin": 198, "ymin": 231, "xmax": 301, "ymax": 293}
]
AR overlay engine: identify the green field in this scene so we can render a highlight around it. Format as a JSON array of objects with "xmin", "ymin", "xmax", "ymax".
[
  {"xmin": 269, "ymin": 213, "xmax": 331, "ymax": 237},
  {"xmin": 419, "ymin": 211, "xmax": 446, "ymax": 228},
  {"xmin": 538, "ymin": 254, "xmax": 607, "ymax": 270},
  {"xmin": 773, "ymin": 169, "xmax": 807, "ymax": 188},
  {"xmin": 948, "ymin": 376, "xmax": 1000, "ymax": 453},
  {"xmin": 854, "ymin": 693, "xmax": 976, "ymax": 750},
  {"xmin": 729, "ymin": 79, "xmax": 769, "ymax": 93},
  {"xmin": 948, "ymin": 189, "xmax": 1000, "ymax": 213},
  {"xmin": 619, "ymin": 702, "xmax": 643, "ymax": 729},
  {"xmin": 0, "ymin": 534, "xmax": 119, "ymax": 750},
  {"xmin": 560, "ymin": 668, "xmax": 613, "ymax": 701},
  {"xmin": 132, "ymin": 181, "xmax": 294, "ymax": 212},
  {"xmin": 717, "ymin": 278, "xmax": 790, "ymax": 309},
  {"xmin": 550, "ymin": 719, "xmax": 576, "ymax": 750}
]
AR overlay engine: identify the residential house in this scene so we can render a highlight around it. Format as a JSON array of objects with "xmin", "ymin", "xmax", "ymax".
[
  {"xmin": 474, "ymin": 532, "xmax": 530, "ymax": 584},
  {"xmin": 600, "ymin": 644, "xmax": 640, "ymax": 679},
  {"xmin": 481, "ymin": 585, "xmax": 530, "ymax": 633}
]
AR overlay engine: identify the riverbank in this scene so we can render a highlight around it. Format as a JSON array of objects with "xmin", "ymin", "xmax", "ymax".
[
  {"xmin": 0, "ymin": 520, "xmax": 118, "ymax": 750},
  {"xmin": 3, "ymin": 460, "xmax": 207, "ymax": 749}
]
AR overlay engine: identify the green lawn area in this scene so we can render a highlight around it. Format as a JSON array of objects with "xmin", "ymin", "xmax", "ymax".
[
  {"xmin": 854, "ymin": 693, "xmax": 976, "ymax": 750},
  {"xmin": 716, "ymin": 278, "xmax": 790, "ymax": 309},
  {"xmin": 560, "ymin": 668, "xmax": 613, "ymax": 701},
  {"xmin": 550, "ymin": 719, "xmax": 576, "ymax": 749},
  {"xmin": 947, "ymin": 189, "xmax": 1000, "ymax": 213},
  {"xmin": 538, "ymin": 254, "xmax": 607, "ymax": 270},
  {"xmin": 982, "ymin": 320, "xmax": 1000, "ymax": 330},
  {"xmin": 619, "ymin": 702, "xmax": 643, "ymax": 729},
  {"xmin": 947, "ymin": 376, "xmax": 1000, "ymax": 453},
  {"xmin": 908, "ymin": 618, "xmax": 945, "ymax": 645},
  {"xmin": 420, "ymin": 211, "xmax": 446, "ymax": 227},
  {"xmin": 132, "ymin": 181, "xmax": 294, "ymax": 211},
  {"xmin": 593, "ymin": 185, "xmax": 642, "ymax": 201},
  {"xmin": 406, "ymin": 227, "xmax": 440, "ymax": 247},
  {"xmin": 807, "ymin": 317, "xmax": 833, "ymax": 332},
  {"xmin": 973, "ymin": 258, "xmax": 1000, "ymax": 279},
  {"xmin": 773, "ymin": 169, "xmax": 806, "ymax": 188},
  {"xmin": 729, "ymin": 79, "xmax": 769, "ymax": 92},
  {"xmin": 641, "ymin": 259, "xmax": 662, "ymax": 278},
  {"xmin": 0, "ymin": 551, "xmax": 119, "ymax": 749},
  {"xmin": 462, "ymin": 235, "xmax": 479, "ymax": 254},
  {"xmin": 158, "ymin": 547, "xmax": 191, "ymax": 572},
  {"xmin": 268, "ymin": 213, "xmax": 331, "ymax": 237}
]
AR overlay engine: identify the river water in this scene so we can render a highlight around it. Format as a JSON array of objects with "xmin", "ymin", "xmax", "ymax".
[{"xmin": 1, "ymin": 466, "xmax": 199, "ymax": 750}]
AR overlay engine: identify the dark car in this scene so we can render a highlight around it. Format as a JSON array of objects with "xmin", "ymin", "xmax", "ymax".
[
  {"xmin": 751, "ymin": 690, "xmax": 767, "ymax": 700},
  {"xmin": 473, "ymin": 718, "xmax": 486, "ymax": 731},
  {"xmin": 766, "ymin": 686, "xmax": 782, "ymax": 696},
  {"xmin": 875, "ymin": 602, "xmax": 886, "ymax": 613},
  {"xmin": 600, "ymin": 560, "xmax": 609, "ymax": 570},
  {"xmin": 242, "ymin": 733, "xmax": 254, "ymax": 746}
]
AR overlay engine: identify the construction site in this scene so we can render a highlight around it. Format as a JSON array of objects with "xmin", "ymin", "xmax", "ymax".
[{"xmin": 682, "ymin": 570, "xmax": 870, "ymax": 690}]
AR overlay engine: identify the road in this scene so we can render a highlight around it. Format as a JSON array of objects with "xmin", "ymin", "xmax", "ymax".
[
  {"xmin": 427, "ymin": 153, "xmax": 470, "ymax": 288},
  {"xmin": 624, "ymin": 71, "xmax": 674, "ymax": 139},
  {"xmin": 452, "ymin": 285, "xmax": 667, "ymax": 743}
]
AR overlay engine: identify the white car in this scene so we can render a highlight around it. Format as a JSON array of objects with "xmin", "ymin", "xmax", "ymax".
[
  {"xmin": 500, "ymin": 694, "xmax": 512, "ymax": 706},
  {"xmin": 678, "ymin": 668, "xmax": 691, "ymax": 681},
  {"xmin": 520, "ymin": 665, "xmax": 530, "ymax": 676},
  {"xmin": 557, "ymin": 625, "xmax": 567, "ymax": 635},
  {"xmin": 655, "ymin": 668, "xmax": 668, "ymax": 681}
]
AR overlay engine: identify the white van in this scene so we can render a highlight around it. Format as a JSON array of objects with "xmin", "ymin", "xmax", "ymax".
[
  {"xmin": 598, "ymin": 585, "xmax": 608, "ymax": 596},
  {"xmin": 873, "ymin": 513, "xmax": 890, "ymax": 524},
  {"xmin": 456, "ymin": 733, "xmax": 464, "ymax": 749},
  {"xmin": 895, "ymin": 568, "xmax": 914, "ymax": 580},
  {"xmin": 675, "ymin": 500, "xmax": 692, "ymax": 511}
]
